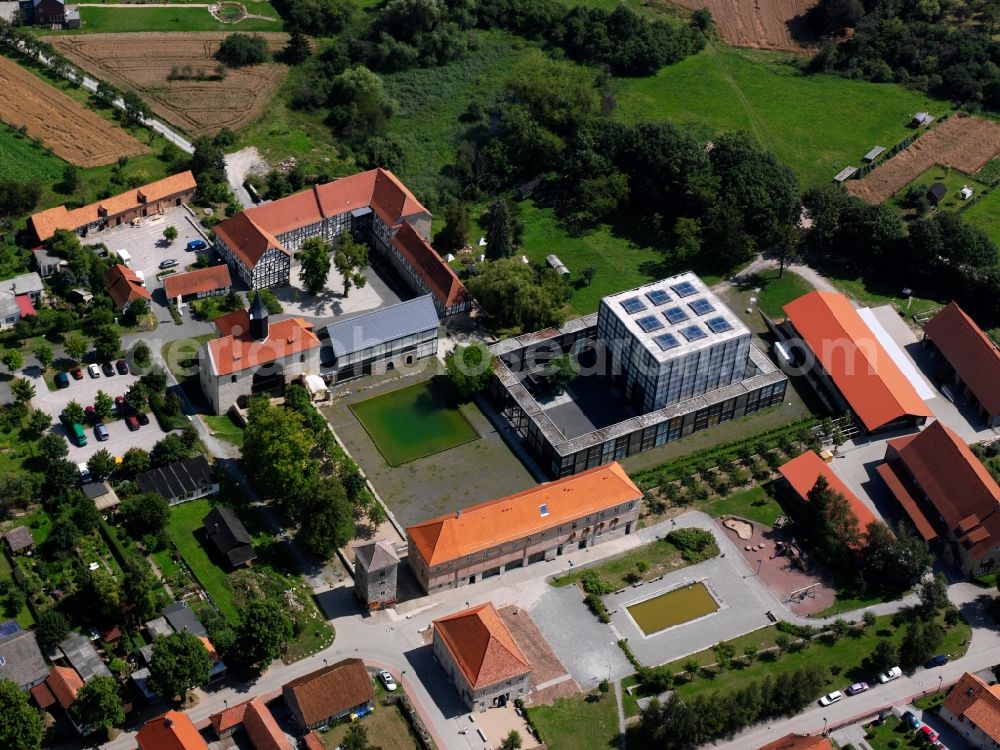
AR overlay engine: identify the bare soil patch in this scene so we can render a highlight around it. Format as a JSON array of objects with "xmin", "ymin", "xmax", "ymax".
[
  {"xmin": 667, "ymin": 0, "xmax": 818, "ymax": 53},
  {"xmin": 847, "ymin": 115, "xmax": 1000, "ymax": 204},
  {"xmin": 0, "ymin": 56, "xmax": 148, "ymax": 167},
  {"xmin": 50, "ymin": 32, "xmax": 289, "ymax": 137}
]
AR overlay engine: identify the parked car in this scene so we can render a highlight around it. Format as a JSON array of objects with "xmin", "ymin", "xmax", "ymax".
[
  {"xmin": 71, "ymin": 366, "xmax": 84, "ymax": 380},
  {"xmin": 115, "ymin": 359, "xmax": 129, "ymax": 375},
  {"xmin": 187, "ymin": 239, "xmax": 208, "ymax": 252},
  {"xmin": 902, "ymin": 711, "xmax": 920, "ymax": 730},
  {"xmin": 879, "ymin": 666, "xmax": 903, "ymax": 683},
  {"xmin": 125, "ymin": 414, "xmax": 140, "ymax": 431},
  {"xmin": 55, "ymin": 371, "xmax": 69, "ymax": 389},
  {"xmin": 846, "ymin": 682, "xmax": 869, "ymax": 696},
  {"xmin": 924, "ymin": 655, "xmax": 949, "ymax": 668},
  {"xmin": 378, "ymin": 670, "xmax": 397, "ymax": 691},
  {"xmin": 114, "ymin": 396, "xmax": 126, "ymax": 413},
  {"xmin": 87, "ymin": 363, "xmax": 100, "ymax": 378},
  {"xmin": 819, "ymin": 691, "xmax": 844, "ymax": 707},
  {"xmin": 94, "ymin": 423, "xmax": 109, "ymax": 441},
  {"xmin": 101, "ymin": 362, "xmax": 115, "ymax": 377},
  {"xmin": 77, "ymin": 462, "xmax": 91, "ymax": 484},
  {"xmin": 919, "ymin": 726, "xmax": 939, "ymax": 743},
  {"xmin": 159, "ymin": 259, "xmax": 179, "ymax": 269},
  {"xmin": 84, "ymin": 405, "xmax": 97, "ymax": 424},
  {"xmin": 136, "ymin": 412, "xmax": 150, "ymax": 426}
]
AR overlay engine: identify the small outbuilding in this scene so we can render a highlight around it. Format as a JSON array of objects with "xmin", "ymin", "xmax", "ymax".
[
  {"xmin": 83, "ymin": 481, "xmax": 120, "ymax": 512},
  {"xmin": 927, "ymin": 182, "xmax": 949, "ymax": 205},
  {"xmin": 833, "ymin": 166, "xmax": 858, "ymax": 183},
  {"xmin": 912, "ymin": 112, "xmax": 935, "ymax": 126},
  {"xmin": 4, "ymin": 526, "xmax": 34, "ymax": 555},
  {"xmin": 202, "ymin": 507, "xmax": 256, "ymax": 568},
  {"xmin": 863, "ymin": 145, "xmax": 885, "ymax": 162},
  {"xmin": 546, "ymin": 254, "xmax": 570, "ymax": 279},
  {"xmin": 960, "ymin": 185, "xmax": 974, "ymax": 200}
]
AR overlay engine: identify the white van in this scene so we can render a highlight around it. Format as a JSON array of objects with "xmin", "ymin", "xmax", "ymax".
[
  {"xmin": 135, "ymin": 270, "xmax": 146, "ymax": 287},
  {"xmin": 117, "ymin": 249, "xmax": 132, "ymax": 266}
]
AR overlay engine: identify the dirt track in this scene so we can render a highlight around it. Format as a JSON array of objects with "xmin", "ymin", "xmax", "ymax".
[
  {"xmin": 846, "ymin": 115, "xmax": 1000, "ymax": 204},
  {"xmin": 0, "ymin": 55, "xmax": 148, "ymax": 167},
  {"xmin": 668, "ymin": 0, "xmax": 818, "ymax": 53},
  {"xmin": 50, "ymin": 32, "xmax": 289, "ymax": 137}
]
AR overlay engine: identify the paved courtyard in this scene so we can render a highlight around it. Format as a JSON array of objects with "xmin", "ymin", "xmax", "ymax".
[{"xmin": 276, "ymin": 261, "xmax": 400, "ymax": 320}]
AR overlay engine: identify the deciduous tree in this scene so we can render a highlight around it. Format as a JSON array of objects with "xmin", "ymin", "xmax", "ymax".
[
  {"xmin": 235, "ymin": 599, "xmax": 293, "ymax": 672},
  {"xmin": 333, "ymin": 233, "xmax": 369, "ymax": 296},
  {"xmin": 298, "ymin": 236, "xmax": 332, "ymax": 295},
  {"xmin": 87, "ymin": 448, "xmax": 116, "ymax": 481},
  {"xmin": 295, "ymin": 477, "xmax": 355, "ymax": 556},
  {"xmin": 148, "ymin": 632, "xmax": 212, "ymax": 702},
  {"xmin": 10, "ymin": 377, "xmax": 34, "ymax": 404},
  {"xmin": 1, "ymin": 348, "xmax": 23, "ymax": 373},
  {"xmin": 69, "ymin": 675, "xmax": 124, "ymax": 735},
  {"xmin": 30, "ymin": 341, "xmax": 53, "ymax": 371},
  {"xmin": 484, "ymin": 197, "xmax": 513, "ymax": 260},
  {"xmin": 444, "ymin": 343, "xmax": 492, "ymax": 401},
  {"xmin": 64, "ymin": 333, "xmax": 88, "ymax": 363},
  {"xmin": 163, "ymin": 226, "xmax": 178, "ymax": 244},
  {"xmin": 0, "ymin": 678, "xmax": 43, "ymax": 750}
]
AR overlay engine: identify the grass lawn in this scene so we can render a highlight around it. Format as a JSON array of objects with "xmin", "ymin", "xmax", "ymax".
[
  {"xmin": 888, "ymin": 165, "xmax": 989, "ymax": 213},
  {"xmin": 161, "ymin": 334, "xmax": 213, "ymax": 380},
  {"xmin": 824, "ymin": 274, "xmax": 944, "ymax": 322},
  {"xmin": 0, "ymin": 123, "xmax": 65, "ymax": 182},
  {"xmin": 529, "ymin": 690, "xmax": 620, "ymax": 750},
  {"xmin": 349, "ymin": 378, "xmax": 480, "ymax": 466},
  {"xmin": 961, "ymin": 186, "xmax": 1000, "ymax": 252},
  {"xmin": 0, "ymin": 553, "xmax": 36, "ymax": 628},
  {"xmin": 614, "ymin": 43, "xmax": 947, "ymax": 186},
  {"xmin": 744, "ymin": 270, "xmax": 814, "ymax": 319},
  {"xmin": 703, "ymin": 486, "xmax": 784, "ymax": 527},
  {"xmin": 149, "ymin": 546, "xmax": 182, "ymax": 579},
  {"xmin": 42, "ymin": 5, "xmax": 282, "ymax": 34},
  {"xmin": 862, "ymin": 715, "xmax": 924, "ymax": 750},
  {"xmin": 320, "ymin": 682, "xmax": 419, "ymax": 750},
  {"xmin": 203, "ymin": 413, "xmax": 245, "ymax": 448}
]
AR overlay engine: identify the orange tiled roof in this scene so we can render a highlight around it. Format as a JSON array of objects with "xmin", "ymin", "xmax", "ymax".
[
  {"xmin": 758, "ymin": 735, "xmax": 833, "ymax": 750},
  {"xmin": 214, "ymin": 308, "xmax": 250, "ymax": 338},
  {"xmin": 303, "ymin": 732, "xmax": 324, "ymax": 750},
  {"xmin": 433, "ymin": 602, "xmax": 531, "ymax": 690},
  {"xmin": 942, "ymin": 673, "xmax": 1000, "ymax": 744},
  {"xmin": 407, "ymin": 462, "xmax": 642, "ymax": 567},
  {"xmin": 30, "ymin": 681, "xmax": 56, "ymax": 709},
  {"xmin": 106, "ymin": 263, "xmax": 152, "ymax": 309},
  {"xmin": 391, "ymin": 222, "xmax": 468, "ymax": 310},
  {"xmin": 137, "ymin": 710, "xmax": 209, "ymax": 750},
  {"xmin": 783, "ymin": 291, "xmax": 932, "ymax": 431},
  {"xmin": 163, "ymin": 265, "xmax": 232, "ymax": 300},
  {"xmin": 886, "ymin": 420, "xmax": 1000, "ymax": 559},
  {"xmin": 29, "ymin": 171, "xmax": 196, "ymax": 242},
  {"xmin": 924, "ymin": 302, "xmax": 1000, "ymax": 419},
  {"xmin": 198, "ymin": 636, "xmax": 218, "ymax": 661},
  {"xmin": 209, "ymin": 697, "xmax": 291, "ymax": 750},
  {"xmin": 204, "ymin": 317, "xmax": 321, "ymax": 377},
  {"xmin": 213, "ymin": 212, "xmax": 289, "ymax": 271},
  {"xmin": 47, "ymin": 665, "xmax": 83, "ymax": 710},
  {"xmin": 778, "ymin": 451, "xmax": 879, "ymax": 548}
]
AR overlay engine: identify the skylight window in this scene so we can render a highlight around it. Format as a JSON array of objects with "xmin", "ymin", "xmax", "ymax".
[
  {"xmin": 620, "ymin": 297, "xmax": 647, "ymax": 315},
  {"xmin": 636, "ymin": 315, "xmax": 664, "ymax": 333},
  {"xmin": 653, "ymin": 333, "xmax": 680, "ymax": 351},
  {"xmin": 679, "ymin": 324, "xmax": 707, "ymax": 342},
  {"xmin": 645, "ymin": 289, "xmax": 671, "ymax": 306},
  {"xmin": 664, "ymin": 306, "xmax": 689, "ymax": 325},
  {"xmin": 688, "ymin": 298, "xmax": 715, "ymax": 316},
  {"xmin": 670, "ymin": 280, "xmax": 698, "ymax": 298},
  {"xmin": 706, "ymin": 316, "xmax": 734, "ymax": 334}
]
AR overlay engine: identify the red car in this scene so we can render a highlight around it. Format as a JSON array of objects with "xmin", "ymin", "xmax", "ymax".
[
  {"xmin": 919, "ymin": 726, "xmax": 939, "ymax": 743},
  {"xmin": 125, "ymin": 414, "xmax": 140, "ymax": 431},
  {"xmin": 84, "ymin": 405, "xmax": 97, "ymax": 424},
  {"xmin": 71, "ymin": 367, "xmax": 84, "ymax": 380},
  {"xmin": 114, "ymin": 396, "xmax": 126, "ymax": 413}
]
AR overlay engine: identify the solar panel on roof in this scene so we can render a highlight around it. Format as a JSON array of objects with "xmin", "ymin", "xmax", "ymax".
[
  {"xmin": 671, "ymin": 281, "xmax": 698, "ymax": 297},
  {"xmin": 664, "ymin": 306, "xmax": 689, "ymax": 325},
  {"xmin": 653, "ymin": 333, "xmax": 680, "ymax": 351},
  {"xmin": 645, "ymin": 289, "xmax": 671, "ymax": 306},
  {"xmin": 0, "ymin": 621, "xmax": 20, "ymax": 639},
  {"xmin": 620, "ymin": 297, "xmax": 647, "ymax": 314},
  {"xmin": 706, "ymin": 316, "xmax": 734, "ymax": 333},
  {"xmin": 688, "ymin": 298, "xmax": 715, "ymax": 316},
  {"xmin": 679, "ymin": 324, "xmax": 707, "ymax": 342},
  {"xmin": 636, "ymin": 315, "xmax": 664, "ymax": 333}
]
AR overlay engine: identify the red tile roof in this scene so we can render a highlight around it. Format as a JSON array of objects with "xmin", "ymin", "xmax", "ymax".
[
  {"xmin": 282, "ymin": 658, "xmax": 374, "ymax": 728},
  {"xmin": 391, "ymin": 222, "xmax": 468, "ymax": 311},
  {"xmin": 30, "ymin": 681, "xmax": 56, "ymax": 709},
  {"xmin": 303, "ymin": 732, "xmax": 324, "ymax": 750},
  {"xmin": 106, "ymin": 264, "xmax": 151, "ymax": 309},
  {"xmin": 29, "ymin": 171, "xmax": 196, "ymax": 242},
  {"xmin": 163, "ymin": 265, "xmax": 232, "ymax": 300},
  {"xmin": 433, "ymin": 602, "xmax": 532, "ymax": 690},
  {"xmin": 15, "ymin": 294, "xmax": 36, "ymax": 318},
  {"xmin": 407, "ymin": 462, "xmax": 642, "ymax": 567},
  {"xmin": 778, "ymin": 451, "xmax": 879, "ymax": 548},
  {"xmin": 137, "ymin": 710, "xmax": 209, "ymax": 750},
  {"xmin": 212, "ymin": 212, "xmax": 288, "ymax": 271},
  {"xmin": 758, "ymin": 735, "xmax": 833, "ymax": 750},
  {"xmin": 783, "ymin": 291, "xmax": 932, "ymax": 431},
  {"xmin": 209, "ymin": 697, "xmax": 291, "ymax": 750},
  {"xmin": 214, "ymin": 308, "xmax": 250, "ymax": 338},
  {"xmin": 46, "ymin": 665, "xmax": 83, "ymax": 710},
  {"xmin": 204, "ymin": 317, "xmax": 321, "ymax": 377},
  {"xmin": 875, "ymin": 460, "xmax": 938, "ymax": 541},
  {"xmin": 942, "ymin": 672, "xmax": 1000, "ymax": 744},
  {"xmin": 924, "ymin": 302, "xmax": 1000, "ymax": 419},
  {"xmin": 886, "ymin": 420, "xmax": 1000, "ymax": 559}
]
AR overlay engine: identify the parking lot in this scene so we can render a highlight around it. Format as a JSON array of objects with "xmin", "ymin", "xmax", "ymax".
[
  {"xmin": 32, "ymin": 366, "xmax": 170, "ymax": 463},
  {"xmin": 82, "ymin": 205, "xmax": 211, "ymax": 304}
]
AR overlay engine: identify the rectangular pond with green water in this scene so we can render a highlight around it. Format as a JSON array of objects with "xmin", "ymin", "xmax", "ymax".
[
  {"xmin": 349, "ymin": 378, "xmax": 480, "ymax": 466},
  {"xmin": 626, "ymin": 581, "xmax": 719, "ymax": 636}
]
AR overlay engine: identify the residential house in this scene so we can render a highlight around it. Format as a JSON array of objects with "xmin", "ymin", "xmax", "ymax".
[
  {"xmin": 0, "ymin": 626, "xmax": 48, "ymax": 690},
  {"xmin": 940, "ymin": 672, "xmax": 1000, "ymax": 749},
  {"xmin": 4, "ymin": 526, "xmax": 34, "ymax": 555},
  {"xmin": 282, "ymin": 658, "xmax": 374, "ymax": 730},
  {"xmin": 31, "ymin": 245, "xmax": 66, "ymax": 279},
  {"xmin": 137, "ymin": 710, "xmax": 209, "ymax": 750},
  {"xmin": 353, "ymin": 539, "xmax": 399, "ymax": 611},
  {"xmin": 209, "ymin": 696, "xmax": 293, "ymax": 750},
  {"xmin": 18, "ymin": 0, "xmax": 79, "ymax": 26},
  {"xmin": 928, "ymin": 182, "xmax": 949, "ymax": 204},
  {"xmin": 30, "ymin": 666, "xmax": 86, "ymax": 734},
  {"xmin": 758, "ymin": 735, "xmax": 833, "ymax": 750},
  {"xmin": 106, "ymin": 264, "xmax": 151, "ymax": 311},
  {"xmin": 59, "ymin": 631, "xmax": 111, "ymax": 681},
  {"xmin": 163, "ymin": 266, "xmax": 233, "ymax": 308},
  {"xmin": 202, "ymin": 507, "xmax": 256, "ymax": 568},
  {"xmin": 324, "ymin": 295, "xmax": 439, "ymax": 383},
  {"xmin": 28, "ymin": 171, "xmax": 197, "ymax": 243},
  {"xmin": 406, "ymin": 462, "xmax": 642, "ymax": 592},
  {"xmin": 0, "ymin": 271, "xmax": 44, "ymax": 329},
  {"xmin": 877, "ymin": 420, "xmax": 1000, "ymax": 575},
  {"xmin": 162, "ymin": 602, "xmax": 207, "ymax": 637},
  {"xmin": 135, "ymin": 455, "xmax": 218, "ymax": 506},
  {"xmin": 432, "ymin": 602, "xmax": 532, "ymax": 711},
  {"xmin": 924, "ymin": 302, "xmax": 1000, "ymax": 428},
  {"xmin": 197, "ymin": 296, "xmax": 322, "ymax": 415}
]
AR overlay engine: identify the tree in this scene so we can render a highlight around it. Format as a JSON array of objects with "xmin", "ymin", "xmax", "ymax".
[
  {"xmin": 241, "ymin": 398, "xmax": 317, "ymax": 502},
  {"xmin": 298, "ymin": 236, "xmax": 332, "ymax": 295},
  {"xmin": 801, "ymin": 476, "xmax": 861, "ymax": 566},
  {"xmin": 120, "ymin": 553, "xmax": 160, "ymax": 622},
  {"xmin": 131, "ymin": 342, "xmax": 151, "ymax": 369},
  {"xmin": 901, "ymin": 618, "xmax": 944, "ymax": 670},
  {"xmin": 63, "ymin": 400, "xmax": 85, "ymax": 426},
  {"xmin": 283, "ymin": 28, "xmax": 312, "ymax": 64},
  {"xmin": 434, "ymin": 201, "xmax": 469, "ymax": 252},
  {"xmin": 235, "ymin": 599, "xmax": 293, "ymax": 671},
  {"xmin": 342, "ymin": 723, "xmax": 378, "ymax": 750},
  {"xmin": 69, "ymin": 675, "xmax": 124, "ymax": 735},
  {"xmin": 579, "ymin": 264, "xmax": 596, "ymax": 287},
  {"xmin": 148, "ymin": 632, "xmax": 212, "ymax": 702},
  {"xmin": 862, "ymin": 523, "xmax": 932, "ymax": 594},
  {"xmin": 467, "ymin": 258, "xmax": 566, "ymax": 331},
  {"xmin": 64, "ymin": 332, "xmax": 88, "ymax": 363},
  {"xmin": 36, "ymin": 609, "xmax": 69, "ymax": 650},
  {"xmin": 485, "ymin": 197, "xmax": 514, "ymax": 260},
  {"xmin": 94, "ymin": 325, "xmax": 121, "ymax": 361},
  {"xmin": 121, "ymin": 492, "xmax": 169, "ymax": 540},
  {"xmin": 30, "ymin": 341, "xmax": 53, "ymax": 372},
  {"xmin": 0, "ymin": 678, "xmax": 43, "ymax": 750},
  {"xmin": 125, "ymin": 382, "xmax": 148, "ymax": 414},
  {"xmin": 121, "ymin": 447, "xmax": 151, "ymax": 477},
  {"xmin": 295, "ymin": 477, "xmax": 355, "ymax": 557},
  {"xmin": 444, "ymin": 343, "xmax": 492, "ymax": 401},
  {"xmin": 151, "ymin": 434, "xmax": 189, "ymax": 467},
  {"xmin": 1, "ymin": 348, "xmax": 23, "ymax": 373},
  {"xmin": 217, "ymin": 33, "xmax": 269, "ymax": 66},
  {"xmin": 61, "ymin": 164, "xmax": 80, "ymax": 194},
  {"xmin": 545, "ymin": 354, "xmax": 577, "ymax": 394},
  {"xmin": 121, "ymin": 90, "xmax": 150, "ymax": 127},
  {"xmin": 333, "ymin": 233, "xmax": 369, "ymax": 296},
  {"xmin": 501, "ymin": 731, "xmax": 523, "ymax": 750},
  {"xmin": 918, "ymin": 573, "xmax": 950, "ymax": 616},
  {"xmin": 25, "ymin": 409, "xmax": 51, "ymax": 438},
  {"xmin": 10, "ymin": 377, "xmax": 34, "ymax": 404},
  {"xmin": 163, "ymin": 226, "xmax": 178, "ymax": 244},
  {"xmin": 94, "ymin": 389, "xmax": 114, "ymax": 421},
  {"xmin": 87, "ymin": 448, "xmax": 116, "ymax": 481},
  {"xmin": 38, "ymin": 433, "xmax": 69, "ymax": 461},
  {"xmin": 141, "ymin": 365, "xmax": 168, "ymax": 394}
]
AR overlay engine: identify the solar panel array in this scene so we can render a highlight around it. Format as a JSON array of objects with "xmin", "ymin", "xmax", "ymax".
[
  {"xmin": 620, "ymin": 297, "xmax": 647, "ymax": 314},
  {"xmin": 664, "ymin": 306, "xmax": 689, "ymax": 325},
  {"xmin": 645, "ymin": 289, "xmax": 671, "ymax": 306},
  {"xmin": 653, "ymin": 333, "xmax": 680, "ymax": 351},
  {"xmin": 688, "ymin": 298, "xmax": 715, "ymax": 316},
  {"xmin": 679, "ymin": 324, "xmax": 707, "ymax": 342},
  {"xmin": 706, "ymin": 316, "xmax": 733, "ymax": 334},
  {"xmin": 636, "ymin": 315, "xmax": 664, "ymax": 333},
  {"xmin": 671, "ymin": 281, "xmax": 697, "ymax": 298}
]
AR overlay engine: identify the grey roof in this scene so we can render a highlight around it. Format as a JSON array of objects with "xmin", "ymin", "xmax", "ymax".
[
  {"xmin": 5, "ymin": 526, "xmax": 34, "ymax": 552},
  {"xmin": 202, "ymin": 507, "xmax": 256, "ymax": 567},
  {"xmin": 354, "ymin": 540, "xmax": 399, "ymax": 572},
  {"xmin": 163, "ymin": 602, "xmax": 206, "ymax": 637},
  {"xmin": 0, "ymin": 272, "xmax": 44, "ymax": 319},
  {"xmin": 59, "ymin": 631, "xmax": 111, "ymax": 681},
  {"xmin": 326, "ymin": 295, "xmax": 438, "ymax": 359},
  {"xmin": 136, "ymin": 455, "xmax": 215, "ymax": 501},
  {"xmin": 145, "ymin": 617, "xmax": 173, "ymax": 639},
  {"xmin": 81, "ymin": 482, "xmax": 111, "ymax": 500},
  {"xmin": 0, "ymin": 628, "xmax": 48, "ymax": 689}
]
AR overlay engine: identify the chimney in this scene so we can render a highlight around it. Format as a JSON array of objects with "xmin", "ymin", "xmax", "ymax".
[
  {"xmin": 455, "ymin": 509, "xmax": 461, "ymax": 518},
  {"xmin": 164, "ymin": 717, "xmax": 173, "ymax": 728}
]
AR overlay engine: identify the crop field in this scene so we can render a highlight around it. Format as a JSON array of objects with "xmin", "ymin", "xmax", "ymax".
[
  {"xmin": 42, "ymin": 5, "xmax": 282, "ymax": 34},
  {"xmin": 0, "ymin": 122, "xmax": 66, "ymax": 182},
  {"xmin": 51, "ymin": 32, "xmax": 290, "ymax": 136},
  {"xmin": 847, "ymin": 115, "xmax": 1000, "ymax": 204},
  {"xmin": 0, "ymin": 55, "xmax": 149, "ymax": 167},
  {"xmin": 614, "ymin": 44, "xmax": 945, "ymax": 186},
  {"xmin": 669, "ymin": 0, "xmax": 817, "ymax": 52}
]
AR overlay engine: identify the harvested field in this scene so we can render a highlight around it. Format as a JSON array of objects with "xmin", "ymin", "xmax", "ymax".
[
  {"xmin": 0, "ymin": 55, "xmax": 148, "ymax": 167},
  {"xmin": 847, "ymin": 115, "xmax": 1000, "ymax": 204},
  {"xmin": 667, "ymin": 0, "xmax": 818, "ymax": 53},
  {"xmin": 50, "ymin": 32, "xmax": 289, "ymax": 136}
]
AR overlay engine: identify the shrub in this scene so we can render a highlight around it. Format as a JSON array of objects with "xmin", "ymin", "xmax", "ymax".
[
  {"xmin": 580, "ymin": 570, "xmax": 613, "ymax": 595},
  {"xmin": 584, "ymin": 593, "xmax": 610, "ymax": 623},
  {"xmin": 666, "ymin": 528, "xmax": 718, "ymax": 562}
]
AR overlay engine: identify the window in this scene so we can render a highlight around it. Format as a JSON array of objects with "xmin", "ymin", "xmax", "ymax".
[
  {"xmin": 670, "ymin": 280, "xmax": 697, "ymax": 297},
  {"xmin": 645, "ymin": 289, "xmax": 670, "ymax": 306},
  {"xmin": 706, "ymin": 316, "xmax": 734, "ymax": 333},
  {"xmin": 653, "ymin": 333, "xmax": 680, "ymax": 352},
  {"xmin": 679, "ymin": 324, "xmax": 707, "ymax": 342},
  {"xmin": 664, "ymin": 306, "xmax": 689, "ymax": 325},
  {"xmin": 636, "ymin": 315, "xmax": 663, "ymax": 333},
  {"xmin": 619, "ymin": 297, "xmax": 646, "ymax": 314},
  {"xmin": 688, "ymin": 298, "xmax": 715, "ymax": 316},
  {"xmin": 231, "ymin": 375, "xmax": 237, "ymax": 383}
]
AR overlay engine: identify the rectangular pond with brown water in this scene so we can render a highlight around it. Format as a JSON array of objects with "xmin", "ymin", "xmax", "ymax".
[{"xmin": 626, "ymin": 581, "xmax": 720, "ymax": 636}]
